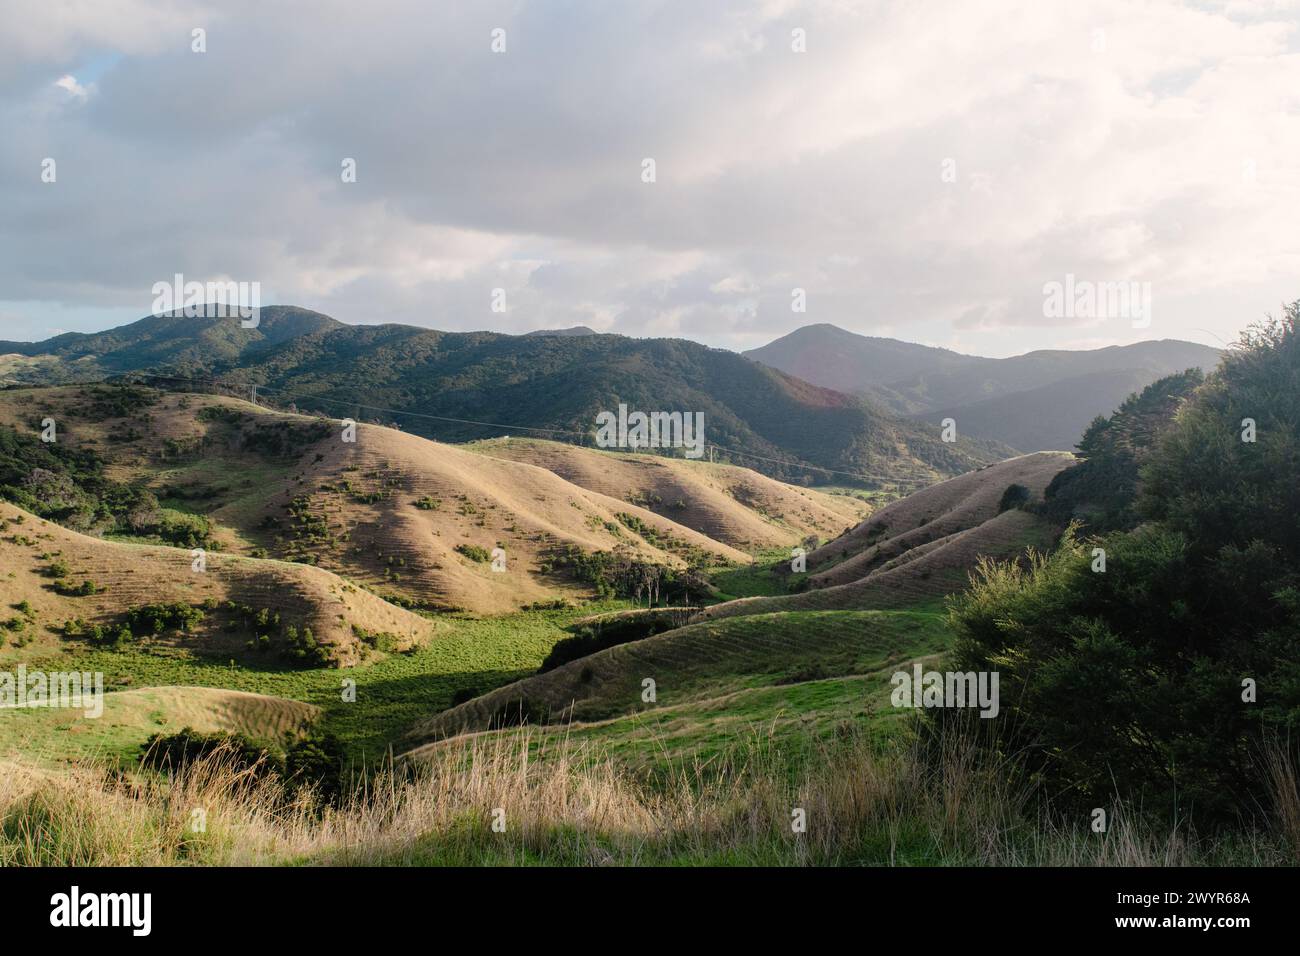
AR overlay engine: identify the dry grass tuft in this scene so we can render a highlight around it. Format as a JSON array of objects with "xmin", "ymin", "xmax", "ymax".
[{"xmin": 1, "ymin": 724, "xmax": 1294, "ymax": 867}]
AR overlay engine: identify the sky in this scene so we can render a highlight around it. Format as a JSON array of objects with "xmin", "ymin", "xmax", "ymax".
[{"xmin": 0, "ymin": 0, "xmax": 1297, "ymax": 357}]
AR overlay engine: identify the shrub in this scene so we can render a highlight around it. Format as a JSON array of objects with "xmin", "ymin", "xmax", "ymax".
[
  {"xmin": 539, "ymin": 608, "xmax": 691, "ymax": 672},
  {"xmin": 450, "ymin": 687, "xmax": 480, "ymax": 707},
  {"xmin": 455, "ymin": 543, "xmax": 491, "ymax": 563},
  {"xmin": 997, "ymin": 483, "xmax": 1030, "ymax": 513},
  {"xmin": 948, "ymin": 308, "xmax": 1300, "ymax": 823},
  {"xmin": 123, "ymin": 602, "xmax": 205, "ymax": 636},
  {"xmin": 53, "ymin": 579, "xmax": 100, "ymax": 597},
  {"xmin": 282, "ymin": 625, "xmax": 331, "ymax": 667}
]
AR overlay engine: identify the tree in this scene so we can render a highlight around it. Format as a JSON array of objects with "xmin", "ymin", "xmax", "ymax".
[{"xmin": 947, "ymin": 305, "xmax": 1300, "ymax": 822}]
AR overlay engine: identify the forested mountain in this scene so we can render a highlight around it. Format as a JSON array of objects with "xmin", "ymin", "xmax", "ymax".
[{"xmin": 2, "ymin": 310, "xmax": 1007, "ymax": 484}]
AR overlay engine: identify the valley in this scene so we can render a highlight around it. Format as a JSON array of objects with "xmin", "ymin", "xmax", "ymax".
[
  {"xmin": 1, "ymin": 307, "xmax": 1294, "ymax": 871},
  {"xmin": 0, "ymin": 378, "xmax": 1054, "ymax": 776}
]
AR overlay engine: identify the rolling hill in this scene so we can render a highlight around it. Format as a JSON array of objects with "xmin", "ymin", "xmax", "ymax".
[
  {"xmin": 0, "ymin": 686, "xmax": 321, "ymax": 764},
  {"xmin": 0, "ymin": 307, "xmax": 341, "ymax": 384},
  {"xmin": 0, "ymin": 501, "xmax": 437, "ymax": 666},
  {"xmin": 466, "ymin": 436, "xmax": 869, "ymax": 551},
  {"xmin": 697, "ymin": 452, "xmax": 1073, "ymax": 619},
  {"xmin": 401, "ymin": 452, "xmax": 1075, "ymax": 752},
  {"xmin": 0, "ymin": 386, "xmax": 764, "ymax": 615},
  {"xmin": 401, "ymin": 607, "xmax": 950, "ymax": 752},
  {"xmin": 746, "ymin": 324, "xmax": 1220, "ymax": 451}
]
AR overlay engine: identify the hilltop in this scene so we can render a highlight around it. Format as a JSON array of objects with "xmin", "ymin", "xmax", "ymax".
[{"xmin": 467, "ymin": 436, "xmax": 868, "ymax": 551}]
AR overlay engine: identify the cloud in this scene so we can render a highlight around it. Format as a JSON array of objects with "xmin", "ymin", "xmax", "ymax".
[
  {"xmin": 53, "ymin": 74, "xmax": 88, "ymax": 98},
  {"xmin": 0, "ymin": 0, "xmax": 1296, "ymax": 356}
]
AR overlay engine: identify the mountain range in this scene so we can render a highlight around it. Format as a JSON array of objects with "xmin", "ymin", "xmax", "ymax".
[
  {"xmin": 744, "ymin": 323, "xmax": 1220, "ymax": 450},
  {"xmin": 1, "ymin": 307, "xmax": 1219, "ymax": 474},
  {"xmin": 0, "ymin": 308, "xmax": 1006, "ymax": 486}
]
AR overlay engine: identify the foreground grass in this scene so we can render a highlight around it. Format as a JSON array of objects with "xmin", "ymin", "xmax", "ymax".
[{"xmin": 3, "ymin": 724, "xmax": 1295, "ymax": 867}]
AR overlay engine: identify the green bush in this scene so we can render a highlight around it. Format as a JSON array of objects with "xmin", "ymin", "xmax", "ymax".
[
  {"xmin": 1040, "ymin": 368, "xmax": 1204, "ymax": 533},
  {"xmin": 455, "ymin": 543, "xmax": 491, "ymax": 563},
  {"xmin": 124, "ymin": 602, "xmax": 205, "ymax": 636},
  {"xmin": 947, "ymin": 308, "xmax": 1300, "ymax": 823},
  {"xmin": 539, "ymin": 609, "xmax": 690, "ymax": 672},
  {"xmin": 996, "ymin": 483, "xmax": 1030, "ymax": 513}
]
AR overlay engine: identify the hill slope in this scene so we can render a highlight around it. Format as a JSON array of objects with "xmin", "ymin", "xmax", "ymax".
[
  {"xmin": 916, "ymin": 368, "xmax": 1158, "ymax": 453},
  {"xmin": 743, "ymin": 324, "xmax": 981, "ymax": 395},
  {"xmin": 0, "ymin": 687, "xmax": 321, "ymax": 764},
  {"xmin": 401, "ymin": 607, "xmax": 949, "ymax": 748},
  {"xmin": 0, "ymin": 387, "xmax": 755, "ymax": 615},
  {"xmin": 695, "ymin": 452, "xmax": 1073, "ymax": 620},
  {"xmin": 0, "ymin": 307, "xmax": 340, "ymax": 384},
  {"xmin": 466, "ymin": 437, "xmax": 869, "ymax": 550},
  {"xmin": 0, "ymin": 502, "xmax": 436, "ymax": 666},
  {"xmin": 400, "ymin": 453, "xmax": 1074, "ymax": 752}
]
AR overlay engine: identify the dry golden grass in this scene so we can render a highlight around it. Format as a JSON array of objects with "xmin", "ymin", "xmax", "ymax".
[
  {"xmin": 0, "ymin": 502, "xmax": 436, "ymax": 665},
  {"xmin": 0, "ymin": 388, "xmax": 753, "ymax": 614},
  {"xmin": 809, "ymin": 451, "xmax": 1073, "ymax": 587},
  {"xmin": 701, "ymin": 509, "xmax": 1060, "ymax": 620},
  {"xmin": 2, "ymin": 725, "xmax": 1292, "ymax": 866},
  {"xmin": 303, "ymin": 419, "xmax": 749, "ymax": 614},
  {"xmin": 696, "ymin": 453, "xmax": 1073, "ymax": 621},
  {"xmin": 470, "ymin": 436, "xmax": 870, "ymax": 550}
]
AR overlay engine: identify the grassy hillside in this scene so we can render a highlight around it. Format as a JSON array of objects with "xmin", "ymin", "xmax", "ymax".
[
  {"xmin": 0, "ymin": 502, "xmax": 436, "ymax": 666},
  {"xmin": 0, "ymin": 687, "xmax": 320, "ymax": 765},
  {"xmin": 0, "ymin": 587, "xmax": 632, "ymax": 765},
  {"xmin": 467, "ymin": 436, "xmax": 869, "ymax": 550},
  {"xmin": 695, "ymin": 452, "xmax": 1072, "ymax": 620},
  {"xmin": 402, "ymin": 606, "xmax": 950, "ymax": 753},
  {"xmin": 0, "ymin": 386, "xmax": 756, "ymax": 615}
]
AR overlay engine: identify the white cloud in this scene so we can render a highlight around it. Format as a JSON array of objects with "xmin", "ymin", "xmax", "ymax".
[
  {"xmin": 0, "ymin": 0, "xmax": 1295, "ymax": 357},
  {"xmin": 53, "ymin": 74, "xmax": 88, "ymax": 98}
]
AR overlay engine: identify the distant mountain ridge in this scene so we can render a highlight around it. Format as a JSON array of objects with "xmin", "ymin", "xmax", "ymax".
[
  {"xmin": 522, "ymin": 326, "xmax": 598, "ymax": 337},
  {"xmin": 0, "ymin": 306, "xmax": 341, "ymax": 381},
  {"xmin": 1, "ymin": 308, "xmax": 1008, "ymax": 485},
  {"xmin": 745, "ymin": 324, "xmax": 1220, "ymax": 451}
]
